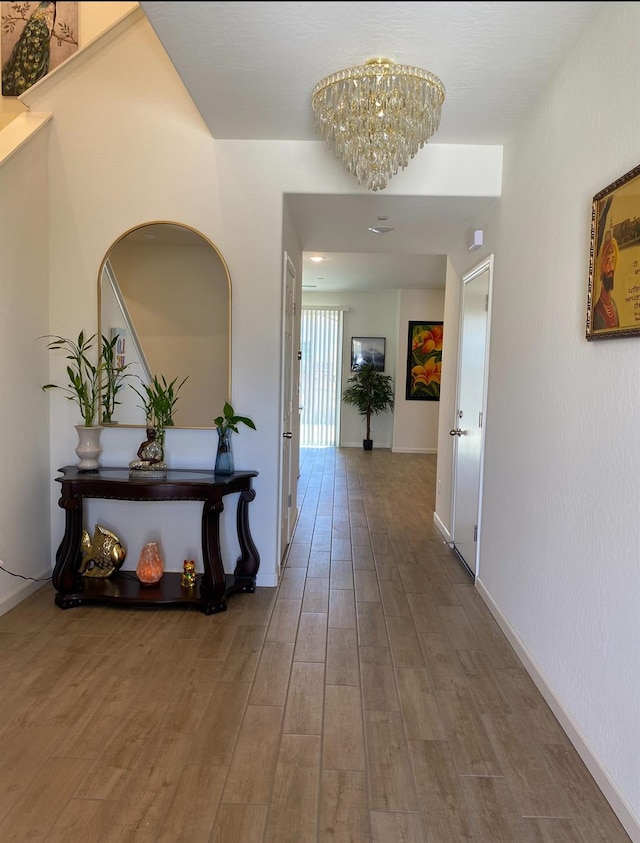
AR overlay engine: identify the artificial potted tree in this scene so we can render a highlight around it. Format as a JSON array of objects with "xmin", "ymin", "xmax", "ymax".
[{"xmin": 342, "ymin": 361, "xmax": 395, "ymax": 450}]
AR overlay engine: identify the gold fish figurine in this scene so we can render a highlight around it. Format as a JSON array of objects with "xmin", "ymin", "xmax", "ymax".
[{"xmin": 79, "ymin": 525, "xmax": 126, "ymax": 578}]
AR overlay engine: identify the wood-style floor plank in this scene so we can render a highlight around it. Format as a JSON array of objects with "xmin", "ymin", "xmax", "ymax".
[{"xmin": 319, "ymin": 769, "xmax": 371, "ymax": 843}]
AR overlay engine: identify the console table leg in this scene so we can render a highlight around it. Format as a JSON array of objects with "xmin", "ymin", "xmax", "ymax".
[
  {"xmin": 52, "ymin": 496, "xmax": 83, "ymax": 594},
  {"xmin": 233, "ymin": 488, "xmax": 260, "ymax": 590},
  {"xmin": 201, "ymin": 500, "xmax": 227, "ymax": 606}
]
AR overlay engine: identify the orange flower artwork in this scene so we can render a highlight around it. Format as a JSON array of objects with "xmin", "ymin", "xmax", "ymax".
[{"xmin": 406, "ymin": 321, "xmax": 444, "ymax": 400}]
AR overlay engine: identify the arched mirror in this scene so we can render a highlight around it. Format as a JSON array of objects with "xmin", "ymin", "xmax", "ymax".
[{"xmin": 98, "ymin": 222, "xmax": 231, "ymax": 428}]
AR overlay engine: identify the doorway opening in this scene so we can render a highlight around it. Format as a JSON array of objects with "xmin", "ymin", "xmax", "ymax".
[{"xmin": 299, "ymin": 307, "xmax": 343, "ymax": 447}]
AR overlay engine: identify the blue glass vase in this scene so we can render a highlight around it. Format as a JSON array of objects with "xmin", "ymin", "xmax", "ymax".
[{"xmin": 215, "ymin": 428, "xmax": 234, "ymax": 475}]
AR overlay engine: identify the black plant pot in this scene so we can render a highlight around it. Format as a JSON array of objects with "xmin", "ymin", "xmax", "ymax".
[{"xmin": 363, "ymin": 439, "xmax": 373, "ymax": 451}]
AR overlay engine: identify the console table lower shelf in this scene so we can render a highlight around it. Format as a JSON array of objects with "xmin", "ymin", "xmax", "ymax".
[
  {"xmin": 53, "ymin": 466, "xmax": 260, "ymax": 615},
  {"xmin": 54, "ymin": 571, "xmax": 253, "ymax": 614}
]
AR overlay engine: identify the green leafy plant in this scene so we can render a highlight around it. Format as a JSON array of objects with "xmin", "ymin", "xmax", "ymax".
[
  {"xmin": 100, "ymin": 333, "xmax": 132, "ymax": 425},
  {"xmin": 214, "ymin": 401, "xmax": 256, "ymax": 435},
  {"xmin": 342, "ymin": 361, "xmax": 395, "ymax": 448},
  {"xmin": 131, "ymin": 374, "xmax": 189, "ymax": 433},
  {"xmin": 41, "ymin": 331, "xmax": 103, "ymax": 427}
]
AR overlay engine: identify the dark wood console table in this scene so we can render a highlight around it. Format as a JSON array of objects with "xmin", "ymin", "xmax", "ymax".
[{"xmin": 53, "ymin": 466, "xmax": 260, "ymax": 615}]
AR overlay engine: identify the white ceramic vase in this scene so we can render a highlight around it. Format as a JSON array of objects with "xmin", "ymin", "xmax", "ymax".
[{"xmin": 75, "ymin": 425, "xmax": 103, "ymax": 471}]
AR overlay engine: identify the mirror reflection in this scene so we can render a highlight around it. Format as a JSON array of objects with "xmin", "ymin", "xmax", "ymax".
[{"xmin": 98, "ymin": 222, "xmax": 231, "ymax": 428}]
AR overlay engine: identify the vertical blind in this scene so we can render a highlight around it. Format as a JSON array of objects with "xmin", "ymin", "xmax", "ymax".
[{"xmin": 300, "ymin": 307, "xmax": 343, "ymax": 447}]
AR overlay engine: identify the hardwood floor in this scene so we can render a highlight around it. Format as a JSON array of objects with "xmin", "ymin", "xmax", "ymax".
[{"xmin": 0, "ymin": 447, "xmax": 631, "ymax": 841}]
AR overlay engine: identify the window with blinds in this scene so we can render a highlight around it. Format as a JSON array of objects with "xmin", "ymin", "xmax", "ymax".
[{"xmin": 300, "ymin": 307, "xmax": 343, "ymax": 447}]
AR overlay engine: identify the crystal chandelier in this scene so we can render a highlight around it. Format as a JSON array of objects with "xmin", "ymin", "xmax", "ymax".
[{"xmin": 311, "ymin": 57, "xmax": 445, "ymax": 192}]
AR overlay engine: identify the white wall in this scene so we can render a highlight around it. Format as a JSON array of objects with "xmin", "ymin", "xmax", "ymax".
[
  {"xmin": 0, "ymin": 2, "xmax": 135, "ymax": 129},
  {"xmin": 78, "ymin": 2, "xmax": 137, "ymax": 45},
  {"xmin": 0, "ymin": 129, "xmax": 52, "ymax": 612},
  {"xmin": 393, "ymin": 288, "xmax": 445, "ymax": 453},
  {"xmin": 475, "ymin": 3, "xmax": 640, "ymax": 835}
]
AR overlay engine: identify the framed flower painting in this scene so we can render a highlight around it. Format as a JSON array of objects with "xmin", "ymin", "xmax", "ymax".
[{"xmin": 405, "ymin": 321, "xmax": 443, "ymax": 401}]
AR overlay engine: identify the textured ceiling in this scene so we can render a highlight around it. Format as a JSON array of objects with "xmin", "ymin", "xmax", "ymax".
[{"xmin": 139, "ymin": 1, "xmax": 603, "ymax": 292}]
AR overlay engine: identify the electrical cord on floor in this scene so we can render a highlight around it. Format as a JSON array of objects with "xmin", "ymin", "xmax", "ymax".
[
  {"xmin": 0, "ymin": 565, "xmax": 52, "ymax": 583},
  {"xmin": 0, "ymin": 563, "xmax": 139, "ymax": 584},
  {"xmin": 0, "ymin": 565, "xmax": 138, "ymax": 582}
]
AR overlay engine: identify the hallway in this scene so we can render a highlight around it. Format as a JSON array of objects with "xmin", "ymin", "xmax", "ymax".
[{"xmin": 0, "ymin": 448, "xmax": 630, "ymax": 841}]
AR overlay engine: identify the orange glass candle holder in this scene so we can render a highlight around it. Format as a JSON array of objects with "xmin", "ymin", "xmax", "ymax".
[{"xmin": 136, "ymin": 541, "xmax": 164, "ymax": 586}]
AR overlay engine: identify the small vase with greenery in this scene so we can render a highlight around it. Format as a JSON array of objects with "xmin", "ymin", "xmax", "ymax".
[
  {"xmin": 100, "ymin": 333, "xmax": 132, "ymax": 425},
  {"xmin": 342, "ymin": 361, "xmax": 395, "ymax": 450},
  {"xmin": 131, "ymin": 373, "xmax": 189, "ymax": 444},
  {"xmin": 213, "ymin": 401, "xmax": 256, "ymax": 475}
]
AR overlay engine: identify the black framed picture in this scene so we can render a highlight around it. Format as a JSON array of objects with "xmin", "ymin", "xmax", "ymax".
[
  {"xmin": 350, "ymin": 337, "xmax": 385, "ymax": 371},
  {"xmin": 405, "ymin": 321, "xmax": 443, "ymax": 400}
]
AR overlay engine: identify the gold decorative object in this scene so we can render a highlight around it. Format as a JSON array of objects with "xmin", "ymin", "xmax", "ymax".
[
  {"xmin": 181, "ymin": 559, "xmax": 197, "ymax": 588},
  {"xmin": 136, "ymin": 541, "xmax": 164, "ymax": 586},
  {"xmin": 311, "ymin": 57, "xmax": 445, "ymax": 192},
  {"xmin": 79, "ymin": 525, "xmax": 126, "ymax": 578}
]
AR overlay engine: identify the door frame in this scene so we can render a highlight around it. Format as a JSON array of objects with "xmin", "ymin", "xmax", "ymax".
[
  {"xmin": 278, "ymin": 252, "xmax": 298, "ymax": 572},
  {"xmin": 450, "ymin": 254, "xmax": 494, "ymax": 578}
]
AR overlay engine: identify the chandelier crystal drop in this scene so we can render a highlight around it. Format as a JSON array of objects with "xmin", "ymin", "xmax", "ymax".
[{"xmin": 311, "ymin": 58, "xmax": 445, "ymax": 192}]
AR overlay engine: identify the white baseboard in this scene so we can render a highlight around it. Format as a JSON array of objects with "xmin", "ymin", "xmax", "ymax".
[
  {"xmin": 340, "ymin": 442, "xmax": 391, "ymax": 449},
  {"xmin": 392, "ymin": 447, "xmax": 437, "ymax": 454},
  {"xmin": 256, "ymin": 571, "xmax": 278, "ymax": 588},
  {"xmin": 0, "ymin": 572, "xmax": 51, "ymax": 618},
  {"xmin": 340, "ymin": 443, "xmax": 436, "ymax": 453},
  {"xmin": 433, "ymin": 511, "xmax": 451, "ymax": 542},
  {"xmin": 475, "ymin": 578, "xmax": 640, "ymax": 843}
]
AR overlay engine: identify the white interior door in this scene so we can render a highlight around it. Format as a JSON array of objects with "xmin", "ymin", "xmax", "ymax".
[
  {"xmin": 279, "ymin": 254, "xmax": 296, "ymax": 568},
  {"xmin": 451, "ymin": 258, "xmax": 492, "ymax": 576}
]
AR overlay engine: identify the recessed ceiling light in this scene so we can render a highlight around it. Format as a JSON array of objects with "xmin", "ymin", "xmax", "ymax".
[
  {"xmin": 376, "ymin": 215, "xmax": 389, "ymax": 221},
  {"xmin": 309, "ymin": 255, "xmax": 325, "ymax": 262},
  {"xmin": 368, "ymin": 225, "xmax": 394, "ymax": 234}
]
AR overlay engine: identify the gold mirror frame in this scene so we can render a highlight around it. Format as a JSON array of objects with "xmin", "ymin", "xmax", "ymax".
[{"xmin": 98, "ymin": 221, "xmax": 231, "ymax": 429}]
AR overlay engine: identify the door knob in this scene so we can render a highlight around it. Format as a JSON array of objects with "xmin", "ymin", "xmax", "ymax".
[
  {"xmin": 283, "ymin": 431, "xmax": 292, "ymax": 439},
  {"xmin": 449, "ymin": 428, "xmax": 463, "ymax": 436}
]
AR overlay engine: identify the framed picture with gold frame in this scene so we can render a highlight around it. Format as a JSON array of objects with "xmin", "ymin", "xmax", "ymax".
[{"xmin": 586, "ymin": 162, "xmax": 640, "ymax": 340}]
